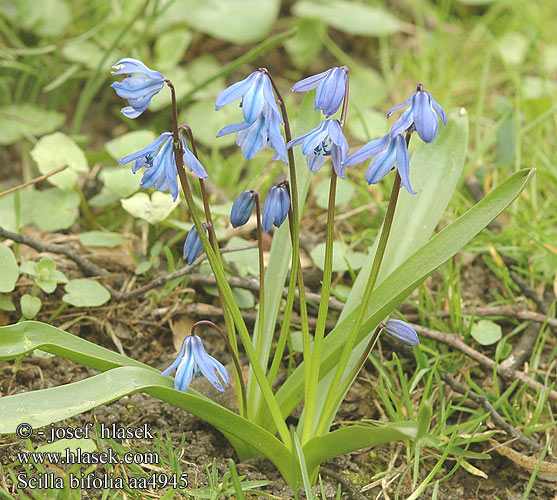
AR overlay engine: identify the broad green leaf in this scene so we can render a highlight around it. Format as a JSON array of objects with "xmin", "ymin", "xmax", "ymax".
[
  {"xmin": 78, "ymin": 231, "xmax": 124, "ymax": 248},
  {"xmin": 187, "ymin": 0, "xmax": 280, "ymax": 44},
  {"xmin": 20, "ymin": 294, "xmax": 41, "ymax": 319},
  {"xmin": 18, "ymin": 0, "xmax": 70, "ymax": 37},
  {"xmin": 346, "ymin": 109, "xmax": 388, "ymax": 143},
  {"xmin": 0, "ymin": 246, "xmax": 19, "ymax": 293},
  {"xmin": 30, "ymin": 188, "xmax": 80, "ymax": 231},
  {"xmin": 303, "ymin": 423, "xmax": 418, "ymax": 472},
  {"xmin": 31, "ymin": 133, "xmax": 89, "ymax": 190},
  {"xmin": 61, "ymin": 40, "xmax": 107, "ymax": 70},
  {"xmin": 121, "ymin": 191, "xmax": 178, "ymax": 224},
  {"xmin": 179, "ymin": 99, "xmax": 238, "ymax": 147},
  {"xmin": 310, "ymin": 241, "xmax": 366, "ymax": 272},
  {"xmin": 0, "ymin": 360, "xmax": 293, "ymax": 483},
  {"xmin": 63, "ymin": 279, "xmax": 110, "ymax": 307},
  {"xmin": 154, "ymin": 29, "xmax": 193, "ymax": 69},
  {"xmin": 98, "ymin": 167, "xmax": 140, "ymax": 199},
  {"xmin": 314, "ymin": 178, "xmax": 355, "ymax": 209},
  {"xmin": 341, "ymin": 109, "xmax": 469, "ymax": 320},
  {"xmin": 264, "ymin": 169, "xmax": 534, "ymax": 431},
  {"xmin": 0, "ymin": 105, "xmax": 64, "ymax": 146},
  {"xmin": 233, "ymin": 288, "xmax": 255, "ymax": 309},
  {"xmin": 293, "ymin": 0, "xmax": 402, "ymax": 36},
  {"xmin": 105, "ymin": 130, "xmax": 156, "ymax": 161},
  {"xmin": 284, "ymin": 19, "xmax": 326, "ymax": 69},
  {"xmin": 224, "ymin": 237, "xmax": 259, "ymax": 277},
  {"xmin": 471, "ymin": 319, "xmax": 502, "ymax": 346},
  {"xmin": 497, "ymin": 32, "xmax": 529, "ymax": 66},
  {"xmin": 0, "ymin": 294, "xmax": 15, "ymax": 312},
  {"xmin": 149, "ymin": 66, "xmax": 190, "ymax": 112}
]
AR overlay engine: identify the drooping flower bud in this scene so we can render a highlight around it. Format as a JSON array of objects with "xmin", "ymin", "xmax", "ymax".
[
  {"xmin": 230, "ymin": 190, "xmax": 257, "ymax": 228},
  {"xmin": 262, "ymin": 184, "xmax": 290, "ymax": 233},
  {"xmin": 384, "ymin": 320, "xmax": 419, "ymax": 346},
  {"xmin": 183, "ymin": 225, "xmax": 207, "ymax": 265}
]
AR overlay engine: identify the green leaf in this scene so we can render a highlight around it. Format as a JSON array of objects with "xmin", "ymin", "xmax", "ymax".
[
  {"xmin": 78, "ymin": 231, "xmax": 124, "ymax": 248},
  {"xmin": 303, "ymin": 422, "xmax": 419, "ymax": 472},
  {"xmin": 266, "ymin": 169, "xmax": 534, "ymax": 431},
  {"xmin": 36, "ymin": 438, "xmax": 96, "ymax": 454},
  {"xmin": 314, "ymin": 179, "xmax": 355, "ymax": 209},
  {"xmin": 30, "ymin": 188, "xmax": 80, "ymax": 231},
  {"xmin": 187, "ymin": 0, "xmax": 280, "ymax": 44},
  {"xmin": 98, "ymin": 167, "xmax": 140, "ymax": 199},
  {"xmin": 135, "ymin": 261, "xmax": 152, "ymax": 275},
  {"xmin": 154, "ymin": 29, "xmax": 193, "ymax": 69},
  {"xmin": 293, "ymin": 0, "xmax": 402, "ymax": 36},
  {"xmin": 224, "ymin": 237, "xmax": 259, "ymax": 277},
  {"xmin": 471, "ymin": 319, "xmax": 502, "ymax": 346},
  {"xmin": 284, "ymin": 19, "xmax": 326, "ymax": 69},
  {"xmin": 233, "ymin": 288, "xmax": 255, "ymax": 309},
  {"xmin": 310, "ymin": 241, "xmax": 366, "ymax": 272},
  {"xmin": 61, "ymin": 40, "xmax": 107, "ymax": 70},
  {"xmin": 21, "ymin": 294, "xmax": 41, "ymax": 319},
  {"xmin": 30, "ymin": 133, "xmax": 89, "ymax": 190},
  {"xmin": 105, "ymin": 130, "xmax": 156, "ymax": 161},
  {"xmin": 0, "ymin": 105, "xmax": 64, "ymax": 146},
  {"xmin": 18, "ymin": 0, "xmax": 70, "ymax": 37},
  {"xmin": 497, "ymin": 32, "xmax": 530, "ymax": 66},
  {"xmin": 342, "ymin": 109, "xmax": 469, "ymax": 320},
  {"xmin": 121, "ymin": 191, "xmax": 178, "ymax": 224},
  {"xmin": 0, "ymin": 245, "xmax": 19, "ymax": 293},
  {"xmin": 63, "ymin": 280, "xmax": 110, "ymax": 307},
  {"xmin": 0, "ymin": 294, "xmax": 15, "ymax": 312}
]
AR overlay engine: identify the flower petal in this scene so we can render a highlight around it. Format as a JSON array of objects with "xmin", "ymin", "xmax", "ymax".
[
  {"xmin": 191, "ymin": 335, "xmax": 228, "ymax": 392},
  {"xmin": 161, "ymin": 337, "xmax": 188, "ymax": 377},
  {"xmin": 427, "ymin": 91, "xmax": 447, "ymax": 126},
  {"xmin": 262, "ymin": 187, "xmax": 279, "ymax": 233},
  {"xmin": 181, "ymin": 137, "xmax": 208, "ymax": 178},
  {"xmin": 118, "ymin": 132, "xmax": 172, "ymax": 165},
  {"xmin": 384, "ymin": 319, "xmax": 419, "ymax": 346},
  {"xmin": 215, "ymin": 72, "xmax": 259, "ymax": 111},
  {"xmin": 366, "ymin": 139, "xmax": 396, "ymax": 185},
  {"xmin": 413, "ymin": 92, "xmax": 439, "ymax": 143},
  {"xmin": 394, "ymin": 135, "xmax": 416, "ymax": 194},
  {"xmin": 389, "ymin": 106, "xmax": 415, "ymax": 138},
  {"xmin": 386, "ymin": 92, "xmax": 415, "ymax": 118},
  {"xmin": 241, "ymin": 72, "xmax": 265, "ymax": 123},
  {"xmin": 291, "ymin": 68, "xmax": 331, "ymax": 92},
  {"xmin": 344, "ymin": 134, "xmax": 389, "ymax": 166}
]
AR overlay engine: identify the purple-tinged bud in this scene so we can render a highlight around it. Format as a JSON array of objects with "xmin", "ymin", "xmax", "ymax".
[
  {"xmin": 262, "ymin": 184, "xmax": 290, "ymax": 233},
  {"xmin": 183, "ymin": 225, "xmax": 207, "ymax": 265},
  {"xmin": 230, "ymin": 190, "xmax": 257, "ymax": 228},
  {"xmin": 384, "ymin": 320, "xmax": 419, "ymax": 346}
]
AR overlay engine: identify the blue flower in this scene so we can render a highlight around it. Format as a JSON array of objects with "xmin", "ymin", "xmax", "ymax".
[
  {"xmin": 344, "ymin": 134, "xmax": 416, "ymax": 194},
  {"xmin": 162, "ymin": 334, "xmax": 229, "ymax": 392},
  {"xmin": 287, "ymin": 120, "xmax": 349, "ymax": 178},
  {"xmin": 118, "ymin": 132, "xmax": 208, "ymax": 202},
  {"xmin": 215, "ymin": 70, "xmax": 281, "ymax": 125},
  {"xmin": 262, "ymin": 185, "xmax": 290, "ymax": 233},
  {"xmin": 183, "ymin": 225, "xmax": 207, "ymax": 265},
  {"xmin": 384, "ymin": 320, "xmax": 419, "ymax": 346},
  {"xmin": 388, "ymin": 85, "xmax": 447, "ymax": 143},
  {"xmin": 230, "ymin": 190, "xmax": 256, "ymax": 228},
  {"xmin": 291, "ymin": 66, "xmax": 348, "ymax": 118},
  {"xmin": 111, "ymin": 58, "xmax": 165, "ymax": 119},
  {"xmin": 217, "ymin": 104, "xmax": 288, "ymax": 163}
]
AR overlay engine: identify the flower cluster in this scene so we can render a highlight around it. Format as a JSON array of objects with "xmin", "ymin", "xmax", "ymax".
[{"xmin": 215, "ymin": 70, "xmax": 288, "ymax": 163}]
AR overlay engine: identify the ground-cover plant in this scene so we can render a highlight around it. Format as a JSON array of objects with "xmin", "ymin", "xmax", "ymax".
[{"xmin": 0, "ymin": 54, "xmax": 534, "ymax": 491}]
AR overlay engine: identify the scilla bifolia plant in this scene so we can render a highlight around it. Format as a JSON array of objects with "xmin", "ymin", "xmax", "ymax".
[{"xmin": 0, "ymin": 58, "xmax": 534, "ymax": 488}]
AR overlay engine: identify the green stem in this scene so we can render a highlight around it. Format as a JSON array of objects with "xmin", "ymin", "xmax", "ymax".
[
  {"xmin": 167, "ymin": 81, "xmax": 290, "ymax": 445},
  {"xmin": 181, "ymin": 123, "xmax": 243, "ymax": 416},
  {"xmin": 316, "ymin": 129, "xmax": 411, "ymax": 436},
  {"xmin": 302, "ymin": 66, "xmax": 350, "ymax": 444}
]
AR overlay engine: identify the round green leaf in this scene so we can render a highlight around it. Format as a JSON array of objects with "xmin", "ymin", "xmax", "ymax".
[
  {"xmin": 310, "ymin": 241, "xmax": 366, "ymax": 272},
  {"xmin": 179, "ymin": 99, "xmax": 238, "ymax": 147},
  {"xmin": 61, "ymin": 40, "xmax": 107, "ymax": 70},
  {"xmin": 30, "ymin": 188, "xmax": 80, "ymax": 231},
  {"xmin": 18, "ymin": 0, "xmax": 70, "ymax": 37},
  {"xmin": 0, "ymin": 245, "xmax": 19, "ymax": 293},
  {"xmin": 471, "ymin": 320, "xmax": 502, "ymax": 346},
  {"xmin": 154, "ymin": 29, "xmax": 193, "ymax": 69},
  {"xmin": 63, "ymin": 280, "xmax": 111, "ymax": 307},
  {"xmin": 0, "ymin": 294, "xmax": 15, "ymax": 312},
  {"xmin": 105, "ymin": 130, "xmax": 156, "ymax": 161},
  {"xmin": 314, "ymin": 179, "xmax": 356, "ymax": 210},
  {"xmin": 31, "ymin": 133, "xmax": 89, "ymax": 190},
  {"xmin": 21, "ymin": 294, "xmax": 41, "ymax": 319},
  {"xmin": 293, "ymin": 0, "xmax": 402, "ymax": 37},
  {"xmin": 78, "ymin": 231, "xmax": 124, "ymax": 248},
  {"xmin": 0, "ymin": 105, "xmax": 65, "ymax": 146},
  {"xmin": 121, "ymin": 191, "xmax": 178, "ymax": 224}
]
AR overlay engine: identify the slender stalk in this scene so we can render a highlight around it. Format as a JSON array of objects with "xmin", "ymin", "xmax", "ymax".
[
  {"xmin": 179, "ymin": 123, "xmax": 242, "ymax": 413},
  {"xmin": 315, "ymin": 129, "xmax": 412, "ymax": 436},
  {"xmin": 166, "ymin": 80, "xmax": 290, "ymax": 445},
  {"xmin": 191, "ymin": 320, "xmax": 247, "ymax": 413},
  {"xmin": 254, "ymin": 193, "xmax": 266, "ymax": 360},
  {"xmin": 302, "ymin": 67, "xmax": 350, "ymax": 443}
]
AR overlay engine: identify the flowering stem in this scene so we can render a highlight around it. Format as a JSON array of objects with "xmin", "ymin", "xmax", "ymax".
[
  {"xmin": 316, "ymin": 129, "xmax": 412, "ymax": 436},
  {"xmin": 260, "ymin": 67, "xmax": 311, "ymax": 392},
  {"xmin": 191, "ymin": 320, "xmax": 247, "ymax": 413},
  {"xmin": 166, "ymin": 80, "xmax": 290, "ymax": 445},
  {"xmin": 302, "ymin": 67, "xmax": 350, "ymax": 444},
  {"xmin": 179, "ymin": 122, "xmax": 242, "ymax": 415},
  {"xmin": 254, "ymin": 193, "xmax": 266, "ymax": 361}
]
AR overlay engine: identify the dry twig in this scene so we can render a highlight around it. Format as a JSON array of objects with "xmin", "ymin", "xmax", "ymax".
[{"xmin": 0, "ymin": 165, "xmax": 68, "ymax": 198}]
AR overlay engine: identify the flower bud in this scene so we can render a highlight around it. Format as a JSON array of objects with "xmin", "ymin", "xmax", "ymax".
[
  {"xmin": 262, "ymin": 185, "xmax": 290, "ymax": 233},
  {"xmin": 384, "ymin": 320, "xmax": 419, "ymax": 346},
  {"xmin": 230, "ymin": 190, "xmax": 257, "ymax": 228},
  {"xmin": 183, "ymin": 225, "xmax": 207, "ymax": 265}
]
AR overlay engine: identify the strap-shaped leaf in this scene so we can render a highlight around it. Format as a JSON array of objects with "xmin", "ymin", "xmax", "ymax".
[
  {"xmin": 264, "ymin": 168, "xmax": 534, "ymax": 430},
  {"xmin": 0, "ymin": 366, "xmax": 293, "ymax": 483}
]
